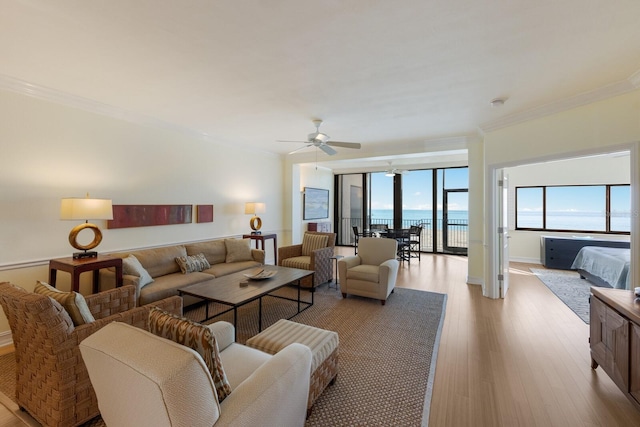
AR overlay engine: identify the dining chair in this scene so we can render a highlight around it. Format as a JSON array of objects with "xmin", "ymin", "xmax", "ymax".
[
  {"xmin": 408, "ymin": 225, "xmax": 423, "ymax": 261},
  {"xmin": 352, "ymin": 226, "xmax": 361, "ymax": 254}
]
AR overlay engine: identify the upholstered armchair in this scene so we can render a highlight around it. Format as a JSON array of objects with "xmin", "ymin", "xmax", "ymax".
[
  {"xmin": 278, "ymin": 231, "xmax": 336, "ymax": 288},
  {"xmin": 79, "ymin": 321, "xmax": 312, "ymax": 427},
  {"xmin": 0, "ymin": 282, "xmax": 182, "ymax": 427},
  {"xmin": 338, "ymin": 237, "xmax": 400, "ymax": 305}
]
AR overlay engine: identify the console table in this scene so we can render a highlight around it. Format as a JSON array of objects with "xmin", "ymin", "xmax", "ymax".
[
  {"xmin": 590, "ymin": 287, "xmax": 640, "ymax": 410},
  {"xmin": 49, "ymin": 255, "xmax": 123, "ymax": 294},
  {"xmin": 243, "ymin": 233, "xmax": 278, "ymax": 264},
  {"xmin": 540, "ymin": 236, "xmax": 630, "ymax": 270}
]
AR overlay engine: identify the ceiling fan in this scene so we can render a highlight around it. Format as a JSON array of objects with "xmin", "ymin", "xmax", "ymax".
[
  {"xmin": 385, "ymin": 162, "xmax": 409, "ymax": 177},
  {"xmin": 278, "ymin": 119, "xmax": 361, "ymax": 156}
]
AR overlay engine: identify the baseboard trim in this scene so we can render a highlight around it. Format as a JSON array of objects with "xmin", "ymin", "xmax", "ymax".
[
  {"xmin": 510, "ymin": 257, "xmax": 542, "ymax": 265},
  {"xmin": 466, "ymin": 276, "xmax": 483, "ymax": 286},
  {"xmin": 0, "ymin": 331, "xmax": 13, "ymax": 349}
]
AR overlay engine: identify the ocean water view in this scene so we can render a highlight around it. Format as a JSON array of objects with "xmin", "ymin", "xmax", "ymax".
[
  {"xmin": 370, "ymin": 209, "xmax": 468, "ymax": 224},
  {"xmin": 517, "ymin": 211, "xmax": 631, "ymax": 232},
  {"xmin": 368, "ymin": 209, "xmax": 631, "ymax": 232}
]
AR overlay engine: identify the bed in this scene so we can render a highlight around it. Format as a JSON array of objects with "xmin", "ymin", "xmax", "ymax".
[{"xmin": 570, "ymin": 246, "xmax": 631, "ymax": 289}]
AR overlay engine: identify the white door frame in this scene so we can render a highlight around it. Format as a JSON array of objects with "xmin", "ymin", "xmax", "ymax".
[{"xmin": 484, "ymin": 166, "xmax": 503, "ymax": 298}]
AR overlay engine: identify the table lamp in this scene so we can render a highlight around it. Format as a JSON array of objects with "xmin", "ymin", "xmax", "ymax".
[
  {"xmin": 245, "ymin": 202, "xmax": 266, "ymax": 235},
  {"xmin": 60, "ymin": 193, "xmax": 113, "ymax": 259}
]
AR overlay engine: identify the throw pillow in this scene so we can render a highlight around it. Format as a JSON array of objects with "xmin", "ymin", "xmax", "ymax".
[
  {"xmin": 175, "ymin": 253, "xmax": 211, "ymax": 274},
  {"xmin": 33, "ymin": 281, "xmax": 95, "ymax": 326},
  {"xmin": 301, "ymin": 233, "xmax": 329, "ymax": 256},
  {"xmin": 224, "ymin": 238, "xmax": 252, "ymax": 263},
  {"xmin": 149, "ymin": 307, "xmax": 232, "ymax": 403},
  {"xmin": 122, "ymin": 254, "xmax": 154, "ymax": 288}
]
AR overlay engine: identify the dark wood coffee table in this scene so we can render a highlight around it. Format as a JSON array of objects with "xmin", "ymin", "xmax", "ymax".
[{"xmin": 178, "ymin": 265, "xmax": 315, "ymax": 339}]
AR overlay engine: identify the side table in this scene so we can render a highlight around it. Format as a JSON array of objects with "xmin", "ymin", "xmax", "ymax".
[
  {"xmin": 49, "ymin": 255, "xmax": 123, "ymax": 294},
  {"xmin": 243, "ymin": 233, "xmax": 278, "ymax": 264},
  {"xmin": 329, "ymin": 255, "xmax": 344, "ymax": 289}
]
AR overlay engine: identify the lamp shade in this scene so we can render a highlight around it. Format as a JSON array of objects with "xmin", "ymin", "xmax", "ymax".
[
  {"xmin": 60, "ymin": 197, "xmax": 113, "ymax": 220},
  {"xmin": 244, "ymin": 202, "xmax": 266, "ymax": 215}
]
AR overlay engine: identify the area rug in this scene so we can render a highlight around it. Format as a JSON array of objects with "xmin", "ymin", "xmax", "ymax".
[
  {"xmin": 0, "ymin": 285, "xmax": 447, "ymax": 427},
  {"xmin": 530, "ymin": 268, "xmax": 608, "ymax": 324}
]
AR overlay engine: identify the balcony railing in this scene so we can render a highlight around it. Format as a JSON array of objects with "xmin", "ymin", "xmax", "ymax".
[{"xmin": 338, "ymin": 217, "xmax": 468, "ymax": 254}]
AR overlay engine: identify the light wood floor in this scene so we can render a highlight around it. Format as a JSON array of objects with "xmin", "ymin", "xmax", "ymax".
[
  {"xmin": 2, "ymin": 249, "xmax": 640, "ymax": 426},
  {"xmin": 333, "ymin": 246, "xmax": 640, "ymax": 427}
]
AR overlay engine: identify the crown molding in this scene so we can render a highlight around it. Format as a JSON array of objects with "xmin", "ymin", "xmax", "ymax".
[
  {"xmin": 0, "ymin": 74, "xmax": 285, "ymax": 157},
  {"xmin": 0, "ymin": 73, "xmax": 212, "ymax": 139},
  {"xmin": 479, "ymin": 72, "xmax": 640, "ymax": 133}
]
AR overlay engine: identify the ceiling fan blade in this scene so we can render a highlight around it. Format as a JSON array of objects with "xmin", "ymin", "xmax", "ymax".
[
  {"xmin": 326, "ymin": 141, "xmax": 361, "ymax": 149},
  {"xmin": 288, "ymin": 144, "xmax": 313, "ymax": 155},
  {"xmin": 277, "ymin": 139, "xmax": 309, "ymax": 143},
  {"xmin": 319, "ymin": 144, "xmax": 338, "ymax": 156}
]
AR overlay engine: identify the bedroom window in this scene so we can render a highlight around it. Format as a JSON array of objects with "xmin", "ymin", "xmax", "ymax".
[{"xmin": 515, "ymin": 184, "xmax": 630, "ymax": 234}]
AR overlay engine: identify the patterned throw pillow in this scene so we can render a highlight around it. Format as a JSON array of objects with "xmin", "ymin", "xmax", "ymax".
[
  {"xmin": 301, "ymin": 233, "xmax": 329, "ymax": 256},
  {"xmin": 224, "ymin": 238, "xmax": 252, "ymax": 263},
  {"xmin": 122, "ymin": 254, "xmax": 154, "ymax": 288},
  {"xmin": 149, "ymin": 307, "xmax": 232, "ymax": 403},
  {"xmin": 33, "ymin": 281, "xmax": 95, "ymax": 326},
  {"xmin": 175, "ymin": 253, "xmax": 211, "ymax": 274}
]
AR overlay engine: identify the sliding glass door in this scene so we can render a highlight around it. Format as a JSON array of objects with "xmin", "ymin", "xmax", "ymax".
[{"xmin": 335, "ymin": 166, "xmax": 468, "ymax": 255}]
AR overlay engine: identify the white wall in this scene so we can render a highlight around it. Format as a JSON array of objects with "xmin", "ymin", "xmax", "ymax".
[
  {"xmin": 0, "ymin": 89, "xmax": 284, "ymax": 336},
  {"xmin": 297, "ymin": 164, "xmax": 334, "ymax": 242},
  {"xmin": 505, "ymin": 155, "xmax": 631, "ymax": 263},
  {"xmin": 480, "ymin": 89, "xmax": 640, "ymax": 297}
]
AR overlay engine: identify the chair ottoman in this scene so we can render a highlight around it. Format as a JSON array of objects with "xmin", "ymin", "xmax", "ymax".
[{"xmin": 245, "ymin": 319, "xmax": 339, "ymax": 416}]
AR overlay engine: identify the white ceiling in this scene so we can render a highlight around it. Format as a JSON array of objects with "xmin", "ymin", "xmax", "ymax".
[{"xmin": 1, "ymin": 1, "xmax": 639, "ymax": 171}]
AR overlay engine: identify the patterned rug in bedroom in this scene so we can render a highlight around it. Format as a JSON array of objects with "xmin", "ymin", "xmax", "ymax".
[{"xmin": 530, "ymin": 268, "xmax": 610, "ymax": 324}]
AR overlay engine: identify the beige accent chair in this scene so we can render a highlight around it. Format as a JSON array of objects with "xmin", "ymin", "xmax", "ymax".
[
  {"xmin": 278, "ymin": 231, "xmax": 336, "ymax": 288},
  {"xmin": 338, "ymin": 237, "xmax": 400, "ymax": 305},
  {"xmin": 0, "ymin": 282, "xmax": 182, "ymax": 427},
  {"xmin": 79, "ymin": 321, "xmax": 312, "ymax": 427}
]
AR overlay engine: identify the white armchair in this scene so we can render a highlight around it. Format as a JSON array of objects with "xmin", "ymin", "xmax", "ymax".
[
  {"xmin": 79, "ymin": 321, "xmax": 312, "ymax": 427},
  {"xmin": 338, "ymin": 237, "xmax": 400, "ymax": 305}
]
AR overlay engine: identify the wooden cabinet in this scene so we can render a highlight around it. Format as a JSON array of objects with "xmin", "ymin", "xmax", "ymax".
[
  {"xmin": 590, "ymin": 287, "xmax": 640, "ymax": 410},
  {"xmin": 541, "ymin": 236, "xmax": 630, "ymax": 270},
  {"xmin": 308, "ymin": 222, "xmax": 331, "ymax": 232},
  {"xmin": 632, "ymin": 323, "xmax": 640, "ymax": 404}
]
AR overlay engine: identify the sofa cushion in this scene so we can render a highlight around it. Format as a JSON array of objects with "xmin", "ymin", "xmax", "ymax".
[
  {"xmin": 204, "ymin": 260, "xmax": 261, "ymax": 277},
  {"xmin": 186, "ymin": 240, "xmax": 227, "ymax": 265},
  {"xmin": 138, "ymin": 272, "xmax": 212, "ymax": 306},
  {"xmin": 132, "ymin": 245, "xmax": 187, "ymax": 278},
  {"xmin": 34, "ymin": 281, "xmax": 95, "ymax": 326},
  {"xmin": 149, "ymin": 308, "xmax": 232, "ymax": 403},
  {"xmin": 218, "ymin": 343, "xmax": 271, "ymax": 389},
  {"xmin": 301, "ymin": 233, "xmax": 328, "ymax": 256},
  {"xmin": 224, "ymin": 239, "xmax": 252, "ymax": 263},
  {"xmin": 346, "ymin": 264, "xmax": 381, "ymax": 283},
  {"xmin": 281, "ymin": 256, "xmax": 311, "ymax": 271},
  {"xmin": 176, "ymin": 253, "xmax": 211, "ymax": 274},
  {"xmin": 122, "ymin": 254, "xmax": 154, "ymax": 288}
]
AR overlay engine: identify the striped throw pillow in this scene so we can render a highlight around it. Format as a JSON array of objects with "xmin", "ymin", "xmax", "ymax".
[
  {"xmin": 149, "ymin": 307, "xmax": 232, "ymax": 403},
  {"xmin": 33, "ymin": 281, "xmax": 95, "ymax": 326},
  {"xmin": 301, "ymin": 233, "xmax": 329, "ymax": 256}
]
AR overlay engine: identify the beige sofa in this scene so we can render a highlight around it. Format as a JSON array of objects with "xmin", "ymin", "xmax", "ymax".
[
  {"xmin": 79, "ymin": 321, "xmax": 312, "ymax": 427},
  {"xmin": 100, "ymin": 239, "xmax": 265, "ymax": 306}
]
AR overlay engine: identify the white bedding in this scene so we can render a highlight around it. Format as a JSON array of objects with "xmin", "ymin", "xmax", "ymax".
[{"xmin": 570, "ymin": 246, "xmax": 630, "ymax": 289}]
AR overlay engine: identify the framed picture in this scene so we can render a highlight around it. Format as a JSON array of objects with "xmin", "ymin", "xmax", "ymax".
[{"xmin": 303, "ymin": 187, "xmax": 329, "ymax": 220}]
